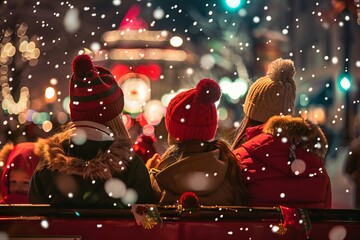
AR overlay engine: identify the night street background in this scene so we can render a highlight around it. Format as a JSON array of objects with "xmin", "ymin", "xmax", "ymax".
[{"xmin": 1, "ymin": 0, "xmax": 360, "ymax": 208}]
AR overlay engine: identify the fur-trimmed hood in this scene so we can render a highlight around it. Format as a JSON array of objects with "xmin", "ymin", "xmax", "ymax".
[
  {"xmin": 35, "ymin": 129, "xmax": 133, "ymax": 180},
  {"xmin": 0, "ymin": 142, "xmax": 40, "ymax": 198},
  {"xmin": 262, "ymin": 115, "xmax": 328, "ymax": 159}
]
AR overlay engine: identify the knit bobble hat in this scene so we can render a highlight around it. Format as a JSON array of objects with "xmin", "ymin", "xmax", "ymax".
[
  {"xmin": 243, "ymin": 58, "xmax": 296, "ymax": 123},
  {"xmin": 166, "ymin": 78, "xmax": 221, "ymax": 141},
  {"xmin": 69, "ymin": 54, "xmax": 124, "ymax": 123}
]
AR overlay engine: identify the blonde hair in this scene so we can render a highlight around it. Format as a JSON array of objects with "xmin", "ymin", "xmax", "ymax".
[
  {"xmin": 105, "ymin": 114, "xmax": 131, "ymax": 140},
  {"xmin": 231, "ymin": 116, "xmax": 264, "ymax": 149}
]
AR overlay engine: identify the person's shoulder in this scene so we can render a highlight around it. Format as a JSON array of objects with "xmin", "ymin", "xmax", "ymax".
[
  {"xmin": 127, "ymin": 153, "xmax": 151, "ymax": 171},
  {"xmin": 131, "ymin": 153, "xmax": 145, "ymax": 163}
]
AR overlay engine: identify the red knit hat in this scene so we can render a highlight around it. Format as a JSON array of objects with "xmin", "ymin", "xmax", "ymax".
[
  {"xmin": 165, "ymin": 78, "xmax": 221, "ymax": 141},
  {"xmin": 70, "ymin": 54, "xmax": 124, "ymax": 123}
]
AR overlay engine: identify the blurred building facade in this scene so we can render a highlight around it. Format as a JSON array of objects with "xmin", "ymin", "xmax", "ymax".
[{"xmin": 0, "ymin": 0, "xmax": 359, "ymax": 151}]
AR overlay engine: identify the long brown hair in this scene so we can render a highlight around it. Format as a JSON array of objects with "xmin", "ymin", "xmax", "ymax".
[
  {"xmin": 231, "ymin": 116, "xmax": 264, "ymax": 149},
  {"xmin": 212, "ymin": 138, "xmax": 247, "ymax": 204},
  {"xmin": 160, "ymin": 138, "xmax": 248, "ymax": 204},
  {"xmin": 105, "ymin": 114, "xmax": 131, "ymax": 141}
]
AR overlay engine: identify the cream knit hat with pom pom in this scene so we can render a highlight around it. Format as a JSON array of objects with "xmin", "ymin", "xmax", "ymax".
[{"xmin": 243, "ymin": 58, "xmax": 296, "ymax": 123}]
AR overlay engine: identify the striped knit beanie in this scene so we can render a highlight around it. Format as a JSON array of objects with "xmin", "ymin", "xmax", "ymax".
[
  {"xmin": 166, "ymin": 78, "xmax": 221, "ymax": 141},
  {"xmin": 69, "ymin": 54, "xmax": 124, "ymax": 123},
  {"xmin": 243, "ymin": 58, "xmax": 296, "ymax": 123}
]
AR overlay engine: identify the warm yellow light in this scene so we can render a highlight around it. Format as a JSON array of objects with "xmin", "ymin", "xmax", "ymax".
[
  {"xmin": 170, "ymin": 36, "xmax": 183, "ymax": 47},
  {"xmin": 45, "ymin": 87, "xmax": 56, "ymax": 99},
  {"xmin": 19, "ymin": 41, "xmax": 28, "ymax": 52},
  {"xmin": 42, "ymin": 120, "xmax": 53, "ymax": 132},
  {"xmin": 109, "ymin": 48, "xmax": 187, "ymax": 61},
  {"xmin": 50, "ymin": 78, "xmax": 58, "ymax": 85},
  {"xmin": 102, "ymin": 30, "xmax": 170, "ymax": 45},
  {"xmin": 1, "ymin": 84, "xmax": 30, "ymax": 114}
]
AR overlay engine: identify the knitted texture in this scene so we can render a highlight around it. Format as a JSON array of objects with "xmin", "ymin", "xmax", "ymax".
[
  {"xmin": 69, "ymin": 54, "xmax": 124, "ymax": 123},
  {"xmin": 166, "ymin": 78, "xmax": 221, "ymax": 141},
  {"xmin": 243, "ymin": 58, "xmax": 296, "ymax": 123}
]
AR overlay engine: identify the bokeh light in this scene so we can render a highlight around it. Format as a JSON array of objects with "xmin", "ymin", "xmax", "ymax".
[
  {"xmin": 71, "ymin": 128, "xmax": 87, "ymax": 145},
  {"xmin": 170, "ymin": 36, "xmax": 183, "ymax": 47},
  {"xmin": 143, "ymin": 100, "xmax": 164, "ymax": 125},
  {"xmin": 200, "ymin": 54, "xmax": 216, "ymax": 70},
  {"xmin": 45, "ymin": 87, "xmax": 56, "ymax": 100},
  {"xmin": 40, "ymin": 220, "xmax": 49, "ymax": 229},
  {"xmin": 104, "ymin": 178, "xmax": 127, "ymax": 199},
  {"xmin": 63, "ymin": 8, "xmax": 80, "ymax": 33},
  {"xmin": 121, "ymin": 76, "xmax": 151, "ymax": 114},
  {"xmin": 56, "ymin": 112, "xmax": 69, "ymax": 124},
  {"xmin": 290, "ymin": 159, "xmax": 306, "ymax": 175},
  {"xmin": 42, "ymin": 120, "xmax": 53, "ymax": 132},
  {"xmin": 121, "ymin": 188, "xmax": 138, "ymax": 205},
  {"xmin": 226, "ymin": 0, "xmax": 241, "ymax": 8},
  {"xmin": 62, "ymin": 96, "xmax": 71, "ymax": 114},
  {"xmin": 142, "ymin": 124, "xmax": 155, "ymax": 136},
  {"xmin": 153, "ymin": 7, "xmax": 165, "ymax": 20},
  {"xmin": 328, "ymin": 225, "xmax": 347, "ymax": 240}
]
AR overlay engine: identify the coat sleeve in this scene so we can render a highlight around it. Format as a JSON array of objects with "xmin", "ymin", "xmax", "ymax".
[
  {"xmin": 28, "ymin": 169, "xmax": 50, "ymax": 204},
  {"xmin": 125, "ymin": 155, "xmax": 155, "ymax": 204}
]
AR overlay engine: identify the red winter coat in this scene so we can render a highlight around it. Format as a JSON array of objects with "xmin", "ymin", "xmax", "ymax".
[{"xmin": 233, "ymin": 116, "xmax": 332, "ymax": 209}]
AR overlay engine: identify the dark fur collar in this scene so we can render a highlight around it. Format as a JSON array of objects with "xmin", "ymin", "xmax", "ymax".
[{"xmin": 35, "ymin": 129, "xmax": 133, "ymax": 180}]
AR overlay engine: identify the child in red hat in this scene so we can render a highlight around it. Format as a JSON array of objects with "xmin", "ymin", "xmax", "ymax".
[
  {"xmin": 0, "ymin": 142, "xmax": 40, "ymax": 204},
  {"xmin": 147, "ymin": 78, "xmax": 247, "ymax": 206}
]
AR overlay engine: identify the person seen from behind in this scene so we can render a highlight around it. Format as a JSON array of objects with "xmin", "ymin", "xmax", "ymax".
[
  {"xmin": 232, "ymin": 58, "xmax": 331, "ymax": 208},
  {"xmin": 28, "ymin": 54, "xmax": 154, "ymax": 207},
  {"xmin": 147, "ymin": 78, "xmax": 247, "ymax": 206}
]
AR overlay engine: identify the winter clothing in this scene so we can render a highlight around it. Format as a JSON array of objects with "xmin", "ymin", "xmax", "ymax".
[
  {"xmin": 243, "ymin": 58, "xmax": 296, "ymax": 123},
  {"xmin": 233, "ymin": 115, "xmax": 332, "ymax": 208},
  {"xmin": 28, "ymin": 54, "xmax": 154, "ymax": 207},
  {"xmin": 28, "ymin": 122, "xmax": 154, "ymax": 207},
  {"xmin": 150, "ymin": 79, "xmax": 245, "ymax": 206},
  {"xmin": 165, "ymin": 78, "xmax": 221, "ymax": 141},
  {"xmin": 150, "ymin": 141, "xmax": 242, "ymax": 205},
  {"xmin": 69, "ymin": 54, "xmax": 124, "ymax": 123},
  {"xmin": 345, "ymin": 137, "xmax": 360, "ymax": 208},
  {"xmin": 0, "ymin": 142, "xmax": 40, "ymax": 204}
]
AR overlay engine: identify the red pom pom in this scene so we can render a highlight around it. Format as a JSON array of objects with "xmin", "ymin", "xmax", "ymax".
[
  {"xmin": 195, "ymin": 78, "xmax": 221, "ymax": 104},
  {"xmin": 72, "ymin": 54, "xmax": 95, "ymax": 78},
  {"xmin": 179, "ymin": 192, "xmax": 200, "ymax": 209}
]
